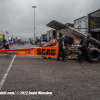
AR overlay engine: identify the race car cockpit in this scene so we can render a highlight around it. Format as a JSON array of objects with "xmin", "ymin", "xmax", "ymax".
[{"xmin": 43, "ymin": 39, "xmax": 57, "ymax": 47}]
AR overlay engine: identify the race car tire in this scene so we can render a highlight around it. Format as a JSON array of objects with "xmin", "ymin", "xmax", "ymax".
[
  {"xmin": 98, "ymin": 46, "xmax": 100, "ymax": 49},
  {"xmin": 89, "ymin": 49, "xmax": 100, "ymax": 61}
]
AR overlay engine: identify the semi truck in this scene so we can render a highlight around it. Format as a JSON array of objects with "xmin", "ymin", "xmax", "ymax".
[
  {"xmin": 47, "ymin": 29, "xmax": 74, "ymax": 45},
  {"xmin": 47, "ymin": 29, "xmax": 58, "ymax": 40},
  {"xmin": 40, "ymin": 34, "xmax": 47, "ymax": 42},
  {"xmin": 39, "ymin": 34, "xmax": 47, "ymax": 46},
  {"xmin": 74, "ymin": 9, "xmax": 100, "ymax": 48}
]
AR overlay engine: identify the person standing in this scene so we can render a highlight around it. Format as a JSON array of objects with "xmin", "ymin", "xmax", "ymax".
[
  {"xmin": 7, "ymin": 41, "xmax": 9, "ymax": 46},
  {"xmin": 80, "ymin": 36, "xmax": 87, "ymax": 45},
  {"xmin": 10, "ymin": 40, "xmax": 12, "ymax": 47},
  {"xmin": 57, "ymin": 33, "xmax": 66, "ymax": 62},
  {"xmin": 2, "ymin": 39, "xmax": 6, "ymax": 49},
  {"xmin": 78, "ymin": 34, "xmax": 93, "ymax": 63},
  {"xmin": 3, "ymin": 38, "xmax": 6, "ymax": 44},
  {"xmin": 12, "ymin": 41, "xmax": 13, "ymax": 46}
]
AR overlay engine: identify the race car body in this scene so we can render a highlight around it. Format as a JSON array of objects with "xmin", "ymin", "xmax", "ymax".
[
  {"xmin": 0, "ymin": 39, "xmax": 100, "ymax": 61},
  {"xmin": 0, "ymin": 40, "xmax": 59, "ymax": 58}
]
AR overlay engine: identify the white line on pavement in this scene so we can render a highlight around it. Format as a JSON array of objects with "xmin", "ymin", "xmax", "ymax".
[{"xmin": 0, "ymin": 55, "xmax": 16, "ymax": 90}]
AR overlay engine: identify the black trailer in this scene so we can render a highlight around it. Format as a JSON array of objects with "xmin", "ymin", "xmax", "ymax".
[
  {"xmin": 40, "ymin": 34, "xmax": 47, "ymax": 42},
  {"xmin": 47, "ymin": 29, "xmax": 57, "ymax": 41}
]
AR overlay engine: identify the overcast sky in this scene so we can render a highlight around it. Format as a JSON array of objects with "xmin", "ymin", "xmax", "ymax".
[{"xmin": 0, "ymin": 0, "xmax": 100, "ymax": 39}]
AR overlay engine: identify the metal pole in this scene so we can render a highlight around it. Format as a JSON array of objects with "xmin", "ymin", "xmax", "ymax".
[
  {"xmin": 32, "ymin": 6, "xmax": 36, "ymax": 41},
  {"xmin": 34, "ymin": 8, "xmax": 35, "ymax": 40},
  {"xmin": 8, "ymin": 36, "xmax": 9, "ymax": 41}
]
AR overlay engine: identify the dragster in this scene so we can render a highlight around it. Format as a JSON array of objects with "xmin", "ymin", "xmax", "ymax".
[
  {"xmin": 0, "ymin": 40, "xmax": 59, "ymax": 58},
  {"xmin": 0, "ymin": 39, "xmax": 100, "ymax": 62},
  {"xmin": 0, "ymin": 20, "xmax": 100, "ymax": 62}
]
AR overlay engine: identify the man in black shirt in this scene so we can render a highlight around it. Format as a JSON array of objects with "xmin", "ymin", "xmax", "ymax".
[
  {"xmin": 3, "ymin": 39, "xmax": 6, "ymax": 44},
  {"xmin": 57, "ymin": 33, "xmax": 66, "ymax": 62},
  {"xmin": 80, "ymin": 36, "xmax": 86, "ymax": 45},
  {"xmin": 2, "ymin": 39, "xmax": 8, "ymax": 49},
  {"xmin": 2, "ymin": 42, "xmax": 9, "ymax": 49},
  {"xmin": 78, "ymin": 34, "xmax": 93, "ymax": 63}
]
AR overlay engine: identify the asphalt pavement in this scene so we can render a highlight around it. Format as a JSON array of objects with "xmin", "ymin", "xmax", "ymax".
[{"xmin": 0, "ymin": 44, "xmax": 100, "ymax": 100}]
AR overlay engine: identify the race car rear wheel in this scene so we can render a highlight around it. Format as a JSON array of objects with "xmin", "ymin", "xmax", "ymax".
[{"xmin": 89, "ymin": 49, "xmax": 100, "ymax": 61}]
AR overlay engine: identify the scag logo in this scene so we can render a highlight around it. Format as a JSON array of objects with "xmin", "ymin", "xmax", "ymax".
[{"xmin": 37, "ymin": 49, "xmax": 55, "ymax": 55}]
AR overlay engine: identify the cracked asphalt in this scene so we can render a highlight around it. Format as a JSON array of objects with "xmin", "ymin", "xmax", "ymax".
[{"xmin": 0, "ymin": 44, "xmax": 100, "ymax": 100}]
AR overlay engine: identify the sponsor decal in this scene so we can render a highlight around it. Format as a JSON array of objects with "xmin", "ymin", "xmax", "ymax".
[
  {"xmin": 20, "ymin": 52, "xmax": 25, "ymax": 53},
  {"xmin": 0, "ymin": 51, "xmax": 18, "ymax": 55},
  {"xmin": 90, "ymin": 19, "xmax": 94, "ymax": 28},
  {"xmin": 66, "ymin": 56, "xmax": 72, "ymax": 58},
  {"xmin": 8, "ymin": 52, "xmax": 14, "ymax": 53},
  {"xmin": 37, "ymin": 49, "xmax": 55, "ymax": 55},
  {"xmin": 27, "ymin": 50, "xmax": 32, "ymax": 55}
]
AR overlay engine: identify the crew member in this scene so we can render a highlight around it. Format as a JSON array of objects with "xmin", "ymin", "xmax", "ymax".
[
  {"xmin": 2, "ymin": 42, "xmax": 9, "ymax": 49},
  {"xmin": 80, "ymin": 36, "xmax": 87, "ymax": 45},
  {"xmin": 79, "ymin": 36, "xmax": 87, "ymax": 51},
  {"xmin": 78, "ymin": 34, "xmax": 93, "ymax": 63},
  {"xmin": 57, "ymin": 33, "xmax": 66, "ymax": 62}
]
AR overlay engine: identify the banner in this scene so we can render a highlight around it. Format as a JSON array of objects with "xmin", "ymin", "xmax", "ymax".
[{"xmin": 0, "ymin": 34, "xmax": 3, "ymax": 42}]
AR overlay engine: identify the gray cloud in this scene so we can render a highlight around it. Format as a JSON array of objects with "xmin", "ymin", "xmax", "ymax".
[{"xmin": 0, "ymin": 0, "xmax": 100, "ymax": 39}]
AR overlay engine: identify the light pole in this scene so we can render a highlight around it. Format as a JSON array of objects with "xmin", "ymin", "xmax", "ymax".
[{"xmin": 32, "ymin": 6, "xmax": 36, "ymax": 41}]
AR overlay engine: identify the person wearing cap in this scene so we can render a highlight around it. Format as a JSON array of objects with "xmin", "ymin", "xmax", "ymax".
[
  {"xmin": 57, "ymin": 33, "xmax": 66, "ymax": 62},
  {"xmin": 78, "ymin": 34, "xmax": 93, "ymax": 63}
]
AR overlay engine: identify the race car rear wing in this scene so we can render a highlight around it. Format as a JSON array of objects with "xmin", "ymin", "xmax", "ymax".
[{"xmin": 46, "ymin": 20, "xmax": 100, "ymax": 45}]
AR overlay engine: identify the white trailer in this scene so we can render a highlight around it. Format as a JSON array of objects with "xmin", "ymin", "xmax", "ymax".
[
  {"xmin": 74, "ymin": 9, "xmax": 100, "ymax": 48},
  {"xmin": 74, "ymin": 16, "xmax": 88, "ymax": 35}
]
